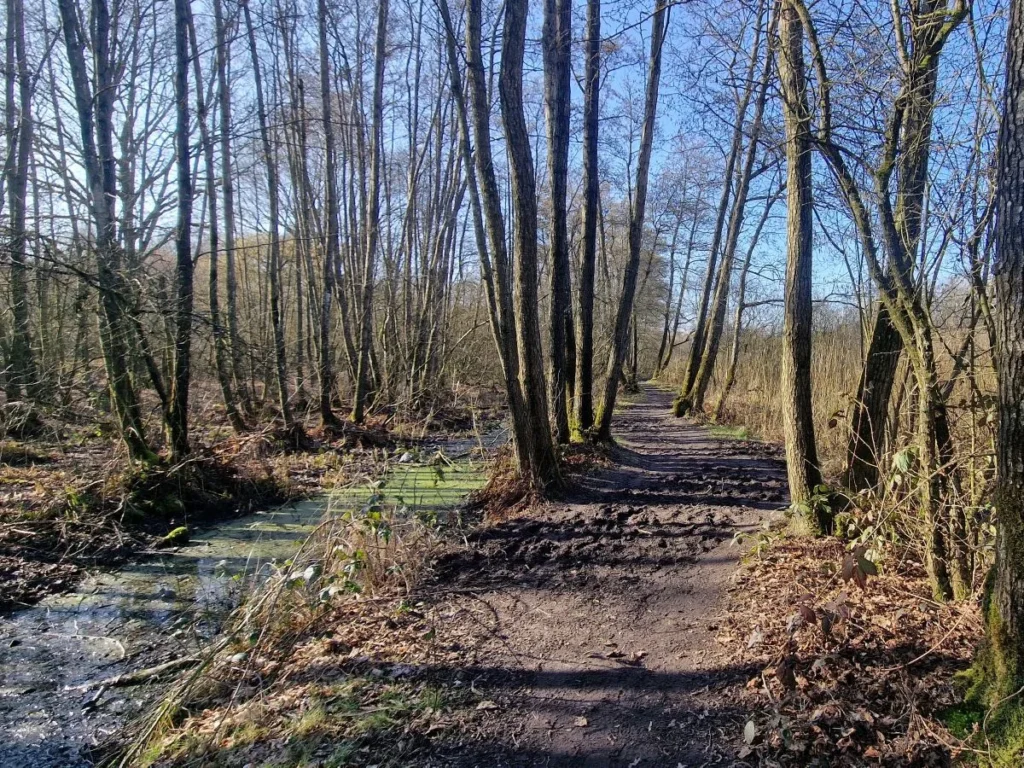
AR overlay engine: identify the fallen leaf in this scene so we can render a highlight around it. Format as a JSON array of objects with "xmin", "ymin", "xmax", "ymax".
[{"xmin": 743, "ymin": 719, "xmax": 757, "ymax": 744}]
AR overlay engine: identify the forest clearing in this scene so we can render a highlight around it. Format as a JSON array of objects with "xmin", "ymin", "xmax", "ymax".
[{"xmin": 1, "ymin": 0, "xmax": 1023, "ymax": 764}]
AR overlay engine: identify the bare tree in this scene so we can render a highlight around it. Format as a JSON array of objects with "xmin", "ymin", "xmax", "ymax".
[
  {"xmin": 188, "ymin": 0, "xmax": 244, "ymax": 434},
  {"xmin": 712, "ymin": 184, "xmax": 782, "ymax": 420},
  {"xmin": 542, "ymin": 0, "xmax": 573, "ymax": 442},
  {"xmin": 317, "ymin": 0, "xmax": 341, "ymax": 427},
  {"xmin": 801, "ymin": 0, "xmax": 969, "ymax": 597},
  {"xmin": 3, "ymin": 0, "xmax": 35, "ymax": 400},
  {"xmin": 500, "ymin": 0, "xmax": 561, "ymax": 485},
  {"xmin": 673, "ymin": 7, "xmax": 764, "ymax": 418},
  {"xmin": 352, "ymin": 0, "xmax": 390, "ymax": 424},
  {"xmin": 56, "ymin": 0, "xmax": 155, "ymax": 462},
  {"xmin": 242, "ymin": 0, "xmax": 294, "ymax": 429},
  {"xmin": 573, "ymin": 0, "xmax": 601, "ymax": 438},
  {"xmin": 594, "ymin": 0, "xmax": 669, "ymax": 441},
  {"xmin": 685, "ymin": 16, "xmax": 773, "ymax": 414},
  {"xmin": 213, "ymin": 0, "xmax": 250, "ymax": 415},
  {"xmin": 777, "ymin": 0, "xmax": 825, "ymax": 529},
  {"xmin": 166, "ymin": 0, "xmax": 195, "ymax": 459}
]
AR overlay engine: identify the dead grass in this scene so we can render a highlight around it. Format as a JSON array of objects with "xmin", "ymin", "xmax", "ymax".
[
  {"xmin": 661, "ymin": 312, "xmax": 997, "ymax": 487},
  {"xmin": 111, "ymin": 483, "xmax": 495, "ymax": 768}
]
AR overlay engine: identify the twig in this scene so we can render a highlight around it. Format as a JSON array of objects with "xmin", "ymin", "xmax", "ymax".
[
  {"xmin": 68, "ymin": 655, "xmax": 200, "ymax": 692},
  {"xmin": 879, "ymin": 608, "xmax": 972, "ymax": 673}
]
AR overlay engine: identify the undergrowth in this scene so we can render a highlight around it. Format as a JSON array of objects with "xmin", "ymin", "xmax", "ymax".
[{"xmin": 108, "ymin": 451, "xmax": 491, "ymax": 768}]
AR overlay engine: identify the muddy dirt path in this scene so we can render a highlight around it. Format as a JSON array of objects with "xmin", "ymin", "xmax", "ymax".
[{"xmin": 431, "ymin": 384, "xmax": 789, "ymax": 767}]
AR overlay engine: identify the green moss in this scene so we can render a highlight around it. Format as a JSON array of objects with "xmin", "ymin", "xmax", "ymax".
[
  {"xmin": 959, "ymin": 558, "xmax": 1024, "ymax": 765},
  {"xmin": 708, "ymin": 424, "xmax": 750, "ymax": 439},
  {"xmin": 156, "ymin": 525, "xmax": 190, "ymax": 548},
  {"xmin": 937, "ymin": 701, "xmax": 986, "ymax": 740},
  {"xmin": 671, "ymin": 395, "xmax": 689, "ymax": 417}
]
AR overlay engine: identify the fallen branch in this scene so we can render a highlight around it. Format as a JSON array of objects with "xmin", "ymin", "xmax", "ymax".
[{"xmin": 68, "ymin": 655, "xmax": 200, "ymax": 692}]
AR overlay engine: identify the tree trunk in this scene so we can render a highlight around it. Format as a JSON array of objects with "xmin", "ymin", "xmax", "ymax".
[
  {"xmin": 844, "ymin": 0, "xmax": 942, "ymax": 495},
  {"xmin": 500, "ymin": 0, "xmax": 561, "ymax": 487},
  {"xmin": 673, "ymin": 10, "xmax": 763, "ymax": 418},
  {"xmin": 975, "ymin": 0, "xmax": 1024, "ymax": 726},
  {"xmin": 212, "ymin": 0, "xmax": 250, "ymax": 417},
  {"xmin": 542, "ymin": 0, "xmax": 573, "ymax": 443},
  {"xmin": 243, "ymin": 0, "xmax": 294, "ymax": 428},
  {"xmin": 845, "ymin": 304, "xmax": 902, "ymax": 490},
  {"xmin": 654, "ymin": 207, "xmax": 684, "ymax": 378},
  {"xmin": 572, "ymin": 0, "xmax": 600, "ymax": 439},
  {"xmin": 3, "ymin": 0, "xmax": 35, "ymax": 401},
  {"xmin": 317, "ymin": 0, "xmax": 341, "ymax": 427},
  {"xmin": 595, "ymin": 0, "xmax": 668, "ymax": 441},
  {"xmin": 352, "ymin": 0, "xmax": 389, "ymax": 424},
  {"xmin": 456, "ymin": 0, "xmax": 537, "ymax": 482},
  {"xmin": 166, "ymin": 0, "xmax": 195, "ymax": 460},
  {"xmin": 56, "ymin": 0, "xmax": 154, "ymax": 463},
  {"xmin": 659, "ymin": 194, "xmax": 702, "ymax": 375},
  {"xmin": 713, "ymin": 187, "xmax": 779, "ymax": 421},
  {"xmin": 188, "ymin": 0, "xmax": 244, "ymax": 434},
  {"xmin": 778, "ymin": 0, "xmax": 826, "ymax": 530},
  {"xmin": 686, "ymin": 28, "xmax": 771, "ymax": 414}
]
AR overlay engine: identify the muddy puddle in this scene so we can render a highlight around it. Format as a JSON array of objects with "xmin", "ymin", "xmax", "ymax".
[{"xmin": 0, "ymin": 435, "xmax": 498, "ymax": 767}]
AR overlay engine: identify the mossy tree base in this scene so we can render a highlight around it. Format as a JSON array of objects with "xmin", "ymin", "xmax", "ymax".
[{"xmin": 958, "ymin": 568, "xmax": 1024, "ymax": 766}]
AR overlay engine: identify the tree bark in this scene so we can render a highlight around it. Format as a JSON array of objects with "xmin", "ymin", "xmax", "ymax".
[
  {"xmin": 845, "ymin": 304, "xmax": 902, "ymax": 490},
  {"xmin": 654, "ymin": 207, "xmax": 684, "ymax": 378},
  {"xmin": 542, "ymin": 0, "xmax": 573, "ymax": 443},
  {"xmin": 188, "ymin": 0, "xmax": 244, "ymax": 434},
  {"xmin": 673, "ymin": 10, "xmax": 763, "ymax": 417},
  {"xmin": 977, "ymin": 0, "xmax": 1024, "ymax": 721},
  {"xmin": 572, "ymin": 0, "xmax": 601, "ymax": 438},
  {"xmin": 713, "ymin": 187, "xmax": 780, "ymax": 421},
  {"xmin": 212, "ymin": 0, "xmax": 250, "ymax": 416},
  {"xmin": 56, "ymin": 0, "xmax": 154, "ymax": 463},
  {"xmin": 659, "ymin": 193, "xmax": 702, "ymax": 375},
  {"xmin": 844, "ymin": 0, "xmax": 943, "ymax": 496},
  {"xmin": 352, "ymin": 0, "xmax": 389, "ymax": 424},
  {"xmin": 243, "ymin": 0, "xmax": 294, "ymax": 428},
  {"xmin": 686, "ymin": 29, "xmax": 772, "ymax": 414},
  {"xmin": 167, "ymin": 0, "xmax": 195, "ymax": 460},
  {"xmin": 3, "ymin": 0, "xmax": 35, "ymax": 401},
  {"xmin": 778, "ymin": 0, "xmax": 826, "ymax": 529},
  {"xmin": 317, "ymin": 0, "xmax": 341, "ymax": 427},
  {"xmin": 500, "ymin": 0, "xmax": 561, "ymax": 487}
]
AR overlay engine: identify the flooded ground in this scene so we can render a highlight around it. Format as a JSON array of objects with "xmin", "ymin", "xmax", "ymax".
[{"xmin": 0, "ymin": 433, "xmax": 499, "ymax": 767}]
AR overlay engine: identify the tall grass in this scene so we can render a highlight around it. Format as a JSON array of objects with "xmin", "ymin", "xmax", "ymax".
[{"xmin": 658, "ymin": 307, "xmax": 996, "ymax": 487}]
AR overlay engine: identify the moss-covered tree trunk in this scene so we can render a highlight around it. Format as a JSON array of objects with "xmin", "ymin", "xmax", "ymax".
[
  {"xmin": 974, "ymin": 0, "xmax": 1024, "ymax": 750},
  {"xmin": 542, "ymin": 0, "xmax": 573, "ymax": 444}
]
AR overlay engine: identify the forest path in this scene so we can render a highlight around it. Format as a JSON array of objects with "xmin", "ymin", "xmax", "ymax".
[{"xmin": 430, "ymin": 384, "xmax": 789, "ymax": 767}]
